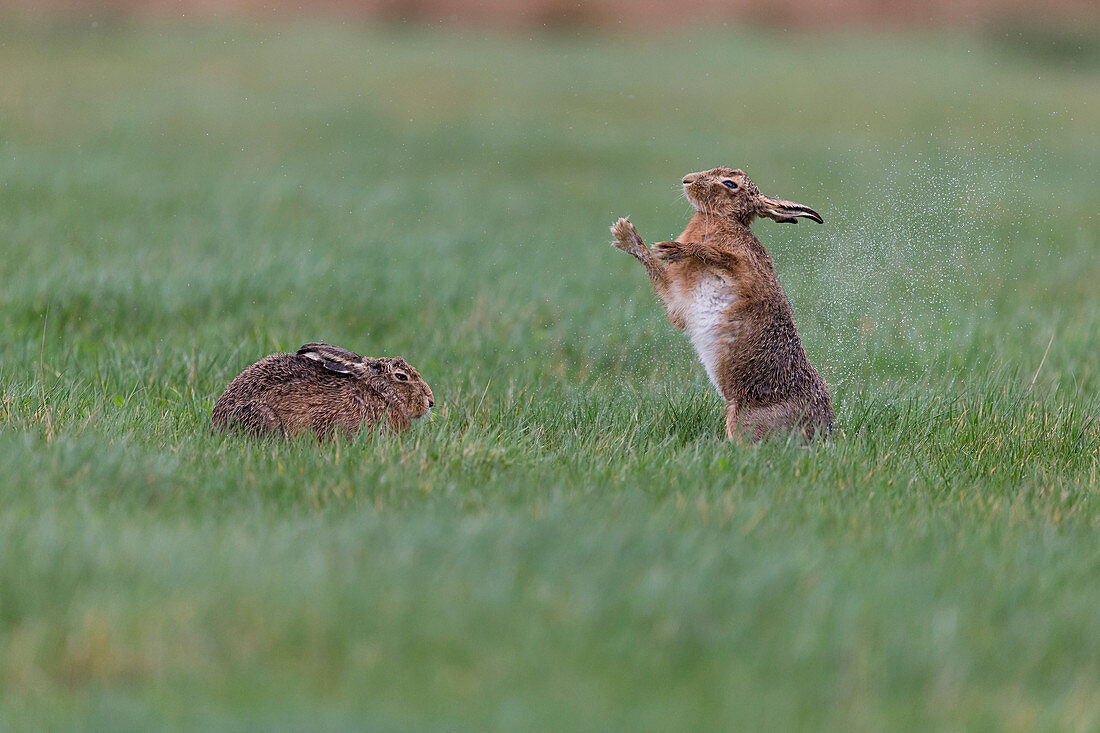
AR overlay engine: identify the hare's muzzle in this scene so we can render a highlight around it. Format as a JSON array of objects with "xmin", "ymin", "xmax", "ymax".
[{"xmin": 682, "ymin": 181, "xmax": 704, "ymax": 209}]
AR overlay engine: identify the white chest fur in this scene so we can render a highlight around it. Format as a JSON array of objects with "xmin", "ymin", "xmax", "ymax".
[{"xmin": 679, "ymin": 273, "xmax": 736, "ymax": 396}]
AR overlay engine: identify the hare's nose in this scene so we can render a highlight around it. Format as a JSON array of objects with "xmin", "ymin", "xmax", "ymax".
[
  {"xmin": 428, "ymin": 397, "xmax": 435, "ymax": 408},
  {"xmin": 682, "ymin": 176, "xmax": 693, "ymax": 185}
]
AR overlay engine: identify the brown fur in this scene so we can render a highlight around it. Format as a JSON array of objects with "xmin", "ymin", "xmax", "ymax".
[
  {"xmin": 611, "ymin": 167, "xmax": 834, "ymax": 442},
  {"xmin": 211, "ymin": 343, "xmax": 434, "ymax": 440}
]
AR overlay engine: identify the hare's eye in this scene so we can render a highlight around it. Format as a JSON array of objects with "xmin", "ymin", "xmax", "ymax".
[
  {"xmin": 722, "ymin": 180, "xmax": 738, "ymax": 190},
  {"xmin": 395, "ymin": 372, "xmax": 409, "ymax": 382}
]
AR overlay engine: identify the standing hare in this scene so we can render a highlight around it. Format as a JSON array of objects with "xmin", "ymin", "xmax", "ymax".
[
  {"xmin": 211, "ymin": 343, "xmax": 434, "ymax": 440},
  {"xmin": 611, "ymin": 167, "xmax": 834, "ymax": 442}
]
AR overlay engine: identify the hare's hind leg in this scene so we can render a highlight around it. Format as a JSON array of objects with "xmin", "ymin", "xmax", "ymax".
[
  {"xmin": 727, "ymin": 402, "xmax": 800, "ymax": 444},
  {"xmin": 227, "ymin": 402, "xmax": 281, "ymax": 438},
  {"xmin": 725, "ymin": 402, "xmax": 748, "ymax": 444}
]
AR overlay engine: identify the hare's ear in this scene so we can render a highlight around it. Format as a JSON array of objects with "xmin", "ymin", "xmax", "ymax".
[
  {"xmin": 757, "ymin": 194, "xmax": 823, "ymax": 224},
  {"xmin": 298, "ymin": 343, "xmax": 367, "ymax": 376}
]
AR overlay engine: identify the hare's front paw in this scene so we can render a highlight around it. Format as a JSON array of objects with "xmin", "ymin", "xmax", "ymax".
[
  {"xmin": 610, "ymin": 217, "xmax": 645, "ymax": 256},
  {"xmin": 653, "ymin": 241, "xmax": 688, "ymax": 262}
]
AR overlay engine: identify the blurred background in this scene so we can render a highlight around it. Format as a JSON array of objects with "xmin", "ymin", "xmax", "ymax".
[{"xmin": 4, "ymin": 0, "xmax": 1100, "ymax": 29}]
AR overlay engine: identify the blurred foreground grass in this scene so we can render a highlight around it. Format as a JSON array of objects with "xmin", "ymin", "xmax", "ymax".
[{"xmin": 1, "ymin": 19, "xmax": 1098, "ymax": 731}]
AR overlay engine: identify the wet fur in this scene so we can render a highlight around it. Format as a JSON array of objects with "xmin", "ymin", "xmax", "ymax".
[
  {"xmin": 211, "ymin": 344, "xmax": 434, "ymax": 440},
  {"xmin": 612, "ymin": 167, "xmax": 834, "ymax": 442}
]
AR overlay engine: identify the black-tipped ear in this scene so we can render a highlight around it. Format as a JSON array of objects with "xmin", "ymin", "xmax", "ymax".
[
  {"xmin": 757, "ymin": 194, "xmax": 823, "ymax": 224},
  {"xmin": 298, "ymin": 343, "xmax": 368, "ymax": 376}
]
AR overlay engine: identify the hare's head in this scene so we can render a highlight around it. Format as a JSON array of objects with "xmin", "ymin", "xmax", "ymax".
[
  {"xmin": 297, "ymin": 343, "xmax": 434, "ymax": 419},
  {"xmin": 682, "ymin": 167, "xmax": 823, "ymax": 226},
  {"xmin": 364, "ymin": 357, "xmax": 434, "ymax": 419}
]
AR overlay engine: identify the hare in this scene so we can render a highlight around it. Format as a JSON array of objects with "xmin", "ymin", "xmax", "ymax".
[
  {"xmin": 211, "ymin": 342, "xmax": 434, "ymax": 440},
  {"xmin": 610, "ymin": 167, "xmax": 834, "ymax": 442}
]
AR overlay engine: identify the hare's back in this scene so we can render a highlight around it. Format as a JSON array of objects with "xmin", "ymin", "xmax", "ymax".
[
  {"xmin": 224, "ymin": 353, "xmax": 305, "ymax": 391},
  {"xmin": 219, "ymin": 352, "xmax": 357, "ymax": 403}
]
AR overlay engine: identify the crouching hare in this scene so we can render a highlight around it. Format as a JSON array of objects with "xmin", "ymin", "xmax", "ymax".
[
  {"xmin": 611, "ymin": 167, "xmax": 834, "ymax": 442},
  {"xmin": 211, "ymin": 343, "xmax": 434, "ymax": 440}
]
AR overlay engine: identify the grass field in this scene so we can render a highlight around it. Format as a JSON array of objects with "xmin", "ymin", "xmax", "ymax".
[{"xmin": 1, "ymin": 17, "xmax": 1099, "ymax": 731}]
